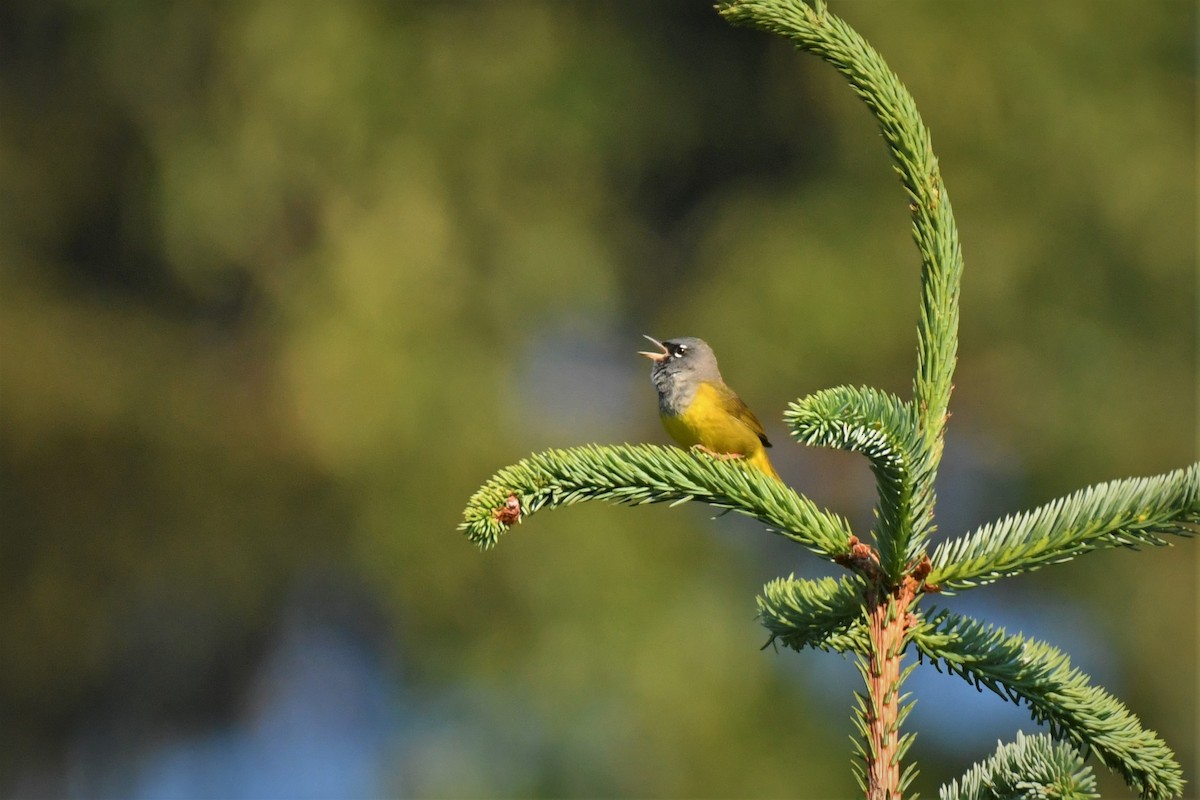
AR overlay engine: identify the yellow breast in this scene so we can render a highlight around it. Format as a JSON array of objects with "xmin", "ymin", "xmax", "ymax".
[{"xmin": 661, "ymin": 381, "xmax": 765, "ymax": 457}]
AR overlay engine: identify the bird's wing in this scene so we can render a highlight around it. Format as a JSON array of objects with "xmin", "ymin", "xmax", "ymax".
[{"xmin": 717, "ymin": 384, "xmax": 773, "ymax": 448}]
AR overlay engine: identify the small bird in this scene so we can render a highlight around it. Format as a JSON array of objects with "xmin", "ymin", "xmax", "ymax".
[{"xmin": 639, "ymin": 335, "xmax": 780, "ymax": 480}]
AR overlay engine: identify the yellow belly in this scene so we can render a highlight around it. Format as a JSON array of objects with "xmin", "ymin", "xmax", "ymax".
[{"xmin": 660, "ymin": 383, "xmax": 778, "ymax": 479}]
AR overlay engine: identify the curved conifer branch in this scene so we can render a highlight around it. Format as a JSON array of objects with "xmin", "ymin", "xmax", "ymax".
[
  {"xmin": 913, "ymin": 610, "xmax": 1183, "ymax": 799},
  {"xmin": 938, "ymin": 732, "xmax": 1097, "ymax": 800},
  {"xmin": 785, "ymin": 386, "xmax": 929, "ymax": 577},
  {"xmin": 757, "ymin": 574, "xmax": 866, "ymax": 653},
  {"xmin": 720, "ymin": 0, "xmax": 962, "ymax": 566},
  {"xmin": 460, "ymin": 443, "xmax": 853, "ymax": 557},
  {"xmin": 929, "ymin": 464, "xmax": 1200, "ymax": 592}
]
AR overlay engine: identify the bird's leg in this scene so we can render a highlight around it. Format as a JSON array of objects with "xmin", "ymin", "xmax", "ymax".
[{"xmin": 690, "ymin": 445, "xmax": 745, "ymax": 462}]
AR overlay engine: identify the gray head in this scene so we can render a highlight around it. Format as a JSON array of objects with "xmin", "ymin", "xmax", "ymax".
[{"xmin": 638, "ymin": 335, "xmax": 722, "ymax": 414}]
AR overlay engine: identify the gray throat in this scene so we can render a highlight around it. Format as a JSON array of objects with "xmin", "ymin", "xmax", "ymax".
[{"xmin": 652, "ymin": 364, "xmax": 699, "ymax": 416}]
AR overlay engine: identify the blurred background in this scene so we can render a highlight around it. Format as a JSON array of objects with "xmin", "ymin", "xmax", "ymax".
[{"xmin": 1, "ymin": 0, "xmax": 1195, "ymax": 797}]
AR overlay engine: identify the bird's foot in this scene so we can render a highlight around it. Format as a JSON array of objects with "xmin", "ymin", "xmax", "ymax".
[{"xmin": 690, "ymin": 445, "xmax": 744, "ymax": 462}]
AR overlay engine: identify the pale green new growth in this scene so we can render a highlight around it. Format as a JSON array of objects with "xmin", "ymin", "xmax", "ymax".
[
  {"xmin": 785, "ymin": 386, "xmax": 929, "ymax": 576},
  {"xmin": 938, "ymin": 732, "xmax": 1097, "ymax": 800},
  {"xmin": 931, "ymin": 464, "xmax": 1199, "ymax": 591},
  {"xmin": 461, "ymin": 443, "xmax": 853, "ymax": 558},
  {"xmin": 459, "ymin": 1, "xmax": 1195, "ymax": 797},
  {"xmin": 758, "ymin": 574, "xmax": 866, "ymax": 652}
]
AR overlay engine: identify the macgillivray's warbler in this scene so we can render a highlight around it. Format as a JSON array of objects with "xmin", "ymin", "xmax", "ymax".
[{"xmin": 639, "ymin": 335, "xmax": 780, "ymax": 481}]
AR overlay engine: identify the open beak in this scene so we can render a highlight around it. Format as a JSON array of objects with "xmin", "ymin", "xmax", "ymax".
[{"xmin": 638, "ymin": 335, "xmax": 669, "ymax": 362}]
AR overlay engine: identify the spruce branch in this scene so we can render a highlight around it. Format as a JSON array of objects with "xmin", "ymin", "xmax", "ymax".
[
  {"xmin": 938, "ymin": 731, "xmax": 1097, "ymax": 800},
  {"xmin": 913, "ymin": 610, "xmax": 1183, "ymax": 799},
  {"xmin": 929, "ymin": 464, "xmax": 1200, "ymax": 592},
  {"xmin": 720, "ymin": 0, "xmax": 962, "ymax": 568},
  {"xmin": 460, "ymin": 443, "xmax": 853, "ymax": 558},
  {"xmin": 758, "ymin": 574, "xmax": 867, "ymax": 653},
  {"xmin": 786, "ymin": 386, "xmax": 932, "ymax": 578}
]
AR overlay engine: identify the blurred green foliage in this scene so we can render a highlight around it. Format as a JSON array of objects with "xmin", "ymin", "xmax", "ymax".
[{"xmin": 1, "ymin": 0, "xmax": 1194, "ymax": 796}]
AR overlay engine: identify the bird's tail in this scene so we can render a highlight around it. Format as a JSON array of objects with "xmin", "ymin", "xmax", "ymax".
[{"xmin": 748, "ymin": 449, "xmax": 782, "ymax": 482}]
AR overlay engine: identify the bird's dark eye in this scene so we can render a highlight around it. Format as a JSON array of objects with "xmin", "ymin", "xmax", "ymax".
[{"xmin": 673, "ymin": 344, "xmax": 688, "ymax": 357}]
